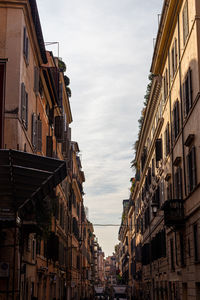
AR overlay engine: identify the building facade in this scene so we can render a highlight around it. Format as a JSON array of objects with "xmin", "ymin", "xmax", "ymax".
[
  {"xmin": 0, "ymin": 1, "xmax": 99, "ymax": 300},
  {"xmin": 118, "ymin": 0, "xmax": 200, "ymax": 299}
]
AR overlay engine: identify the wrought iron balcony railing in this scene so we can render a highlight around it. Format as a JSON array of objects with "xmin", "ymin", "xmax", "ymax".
[{"xmin": 162, "ymin": 199, "xmax": 184, "ymax": 228}]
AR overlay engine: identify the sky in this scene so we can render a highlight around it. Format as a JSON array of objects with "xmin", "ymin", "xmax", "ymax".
[{"xmin": 37, "ymin": 0, "xmax": 164, "ymax": 256}]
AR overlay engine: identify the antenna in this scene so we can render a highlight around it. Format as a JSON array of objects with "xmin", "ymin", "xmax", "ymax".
[
  {"xmin": 153, "ymin": 38, "xmax": 156, "ymax": 49},
  {"xmin": 158, "ymin": 14, "xmax": 161, "ymax": 27},
  {"xmin": 45, "ymin": 42, "xmax": 60, "ymax": 58}
]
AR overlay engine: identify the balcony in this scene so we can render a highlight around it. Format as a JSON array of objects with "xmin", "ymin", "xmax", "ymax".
[{"xmin": 162, "ymin": 199, "xmax": 184, "ymax": 228}]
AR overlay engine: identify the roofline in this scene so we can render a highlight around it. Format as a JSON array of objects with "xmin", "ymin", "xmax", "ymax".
[{"xmin": 29, "ymin": 0, "xmax": 47, "ymax": 64}]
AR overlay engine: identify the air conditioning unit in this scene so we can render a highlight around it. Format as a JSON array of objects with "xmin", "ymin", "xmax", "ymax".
[{"xmin": 0, "ymin": 262, "xmax": 9, "ymax": 277}]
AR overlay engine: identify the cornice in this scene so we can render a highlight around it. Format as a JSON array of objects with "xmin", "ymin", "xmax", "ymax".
[{"xmin": 151, "ymin": 0, "xmax": 183, "ymax": 75}]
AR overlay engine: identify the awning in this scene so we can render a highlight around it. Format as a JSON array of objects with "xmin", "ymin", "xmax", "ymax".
[{"xmin": 0, "ymin": 149, "xmax": 67, "ymax": 211}]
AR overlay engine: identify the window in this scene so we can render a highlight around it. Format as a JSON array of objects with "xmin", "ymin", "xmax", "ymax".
[
  {"xmin": 193, "ymin": 223, "xmax": 199, "ymax": 262},
  {"xmin": 141, "ymin": 147, "xmax": 147, "ymax": 172},
  {"xmin": 155, "ymin": 138, "xmax": 163, "ymax": 162},
  {"xmin": 152, "ymin": 158, "xmax": 155, "ymax": 177},
  {"xmin": 167, "ymin": 182, "xmax": 172, "ymax": 200},
  {"xmin": 165, "ymin": 122, "xmax": 170, "ymax": 156},
  {"xmin": 55, "ymin": 115, "xmax": 64, "ymax": 142},
  {"xmin": 32, "ymin": 240, "xmax": 35, "ymax": 261},
  {"xmin": 37, "ymin": 116, "xmax": 42, "ymax": 152},
  {"xmin": 46, "ymin": 135, "xmax": 53, "ymax": 157},
  {"xmin": 163, "ymin": 68, "xmax": 168, "ymax": 101},
  {"xmin": 34, "ymin": 67, "xmax": 39, "ymax": 95},
  {"xmin": 171, "ymin": 38, "xmax": 178, "ymax": 78},
  {"xmin": 58, "ymin": 82, "xmax": 63, "ymax": 108},
  {"xmin": 183, "ymin": 68, "xmax": 193, "ymax": 117},
  {"xmin": 174, "ymin": 167, "xmax": 183, "ymax": 199},
  {"xmin": 182, "ymin": 0, "xmax": 189, "ymax": 45},
  {"xmin": 187, "ymin": 146, "xmax": 197, "ymax": 193},
  {"xmin": 23, "ymin": 27, "xmax": 29, "ymax": 63},
  {"xmin": 170, "ymin": 238, "xmax": 175, "ymax": 270},
  {"xmin": 21, "ymin": 83, "xmax": 28, "ymax": 129},
  {"xmin": 31, "ymin": 114, "xmax": 42, "ymax": 151},
  {"xmin": 173, "ymin": 100, "xmax": 180, "ymax": 141},
  {"xmin": 180, "ymin": 233, "xmax": 185, "ymax": 266}
]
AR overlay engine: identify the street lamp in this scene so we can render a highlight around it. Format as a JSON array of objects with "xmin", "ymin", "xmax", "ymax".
[{"xmin": 151, "ymin": 203, "xmax": 159, "ymax": 217}]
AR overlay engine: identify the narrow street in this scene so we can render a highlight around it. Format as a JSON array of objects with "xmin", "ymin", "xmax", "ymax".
[{"xmin": 1, "ymin": 0, "xmax": 200, "ymax": 300}]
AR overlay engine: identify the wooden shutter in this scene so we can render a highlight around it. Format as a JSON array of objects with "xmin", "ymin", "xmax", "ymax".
[
  {"xmin": 62, "ymin": 131, "xmax": 70, "ymax": 157},
  {"xmin": 182, "ymin": 81, "xmax": 186, "ymax": 117},
  {"xmin": 21, "ymin": 83, "xmax": 26, "ymax": 123},
  {"xmin": 155, "ymin": 186, "xmax": 160, "ymax": 206},
  {"xmin": 183, "ymin": 0, "xmax": 189, "ymax": 45},
  {"xmin": 37, "ymin": 118, "xmax": 42, "ymax": 152},
  {"xmin": 34, "ymin": 67, "xmax": 39, "ymax": 94},
  {"xmin": 23, "ymin": 27, "xmax": 26, "ymax": 55},
  {"xmin": 54, "ymin": 115, "xmax": 64, "ymax": 142},
  {"xmin": 192, "ymin": 147, "xmax": 197, "ymax": 189},
  {"xmin": 49, "ymin": 107, "xmax": 54, "ymax": 125},
  {"xmin": 46, "ymin": 136, "xmax": 53, "ymax": 157},
  {"xmin": 58, "ymin": 82, "xmax": 63, "ymax": 108},
  {"xmin": 178, "ymin": 167, "xmax": 183, "ymax": 199},
  {"xmin": 167, "ymin": 122, "xmax": 170, "ymax": 154},
  {"xmin": 187, "ymin": 152, "xmax": 193, "ymax": 193},
  {"xmin": 32, "ymin": 113, "xmax": 37, "ymax": 149},
  {"xmin": 155, "ymin": 138, "xmax": 162, "ymax": 161},
  {"xmin": 176, "ymin": 101, "xmax": 179, "ymax": 136},
  {"xmin": 25, "ymin": 91, "xmax": 28, "ymax": 129},
  {"xmin": 25, "ymin": 35, "xmax": 29, "ymax": 62}
]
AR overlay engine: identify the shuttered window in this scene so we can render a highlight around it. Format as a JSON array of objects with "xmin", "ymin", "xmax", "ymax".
[
  {"xmin": 31, "ymin": 114, "xmax": 42, "ymax": 151},
  {"xmin": 171, "ymin": 38, "xmax": 178, "ymax": 78},
  {"xmin": 183, "ymin": 68, "xmax": 193, "ymax": 117},
  {"xmin": 23, "ymin": 27, "xmax": 29, "ymax": 63},
  {"xmin": 31, "ymin": 113, "xmax": 37, "ymax": 149},
  {"xmin": 187, "ymin": 146, "xmax": 197, "ymax": 193},
  {"xmin": 179, "ymin": 233, "xmax": 185, "ymax": 266},
  {"xmin": 193, "ymin": 223, "xmax": 199, "ymax": 262},
  {"xmin": 48, "ymin": 107, "xmax": 54, "ymax": 125},
  {"xmin": 173, "ymin": 100, "xmax": 180, "ymax": 141},
  {"xmin": 170, "ymin": 238, "xmax": 175, "ymax": 270},
  {"xmin": 155, "ymin": 138, "xmax": 163, "ymax": 162},
  {"xmin": 46, "ymin": 136, "xmax": 53, "ymax": 157},
  {"xmin": 163, "ymin": 68, "xmax": 168, "ymax": 101},
  {"xmin": 141, "ymin": 147, "xmax": 147, "ymax": 171},
  {"xmin": 58, "ymin": 82, "xmax": 63, "ymax": 108},
  {"xmin": 21, "ymin": 83, "xmax": 28, "ymax": 129},
  {"xmin": 174, "ymin": 167, "xmax": 183, "ymax": 199},
  {"xmin": 37, "ymin": 117, "xmax": 42, "ymax": 152},
  {"xmin": 165, "ymin": 122, "xmax": 170, "ymax": 156},
  {"xmin": 183, "ymin": 0, "xmax": 189, "ymax": 45},
  {"xmin": 55, "ymin": 115, "xmax": 64, "ymax": 142},
  {"xmin": 34, "ymin": 67, "xmax": 39, "ymax": 94},
  {"xmin": 62, "ymin": 131, "xmax": 70, "ymax": 158}
]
